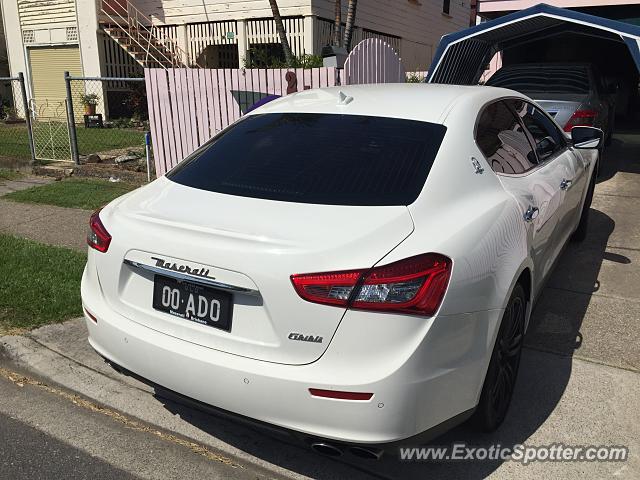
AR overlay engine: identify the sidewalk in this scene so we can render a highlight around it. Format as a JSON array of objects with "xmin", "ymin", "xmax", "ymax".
[
  {"xmin": 0, "ymin": 176, "xmax": 89, "ymax": 251},
  {"xmin": 0, "ymin": 175, "xmax": 52, "ymax": 196}
]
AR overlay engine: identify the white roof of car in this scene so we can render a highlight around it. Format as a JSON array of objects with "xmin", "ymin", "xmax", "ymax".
[{"xmin": 250, "ymin": 83, "xmax": 523, "ymax": 124}]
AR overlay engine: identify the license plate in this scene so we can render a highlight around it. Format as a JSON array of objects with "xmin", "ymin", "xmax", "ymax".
[{"xmin": 152, "ymin": 275, "xmax": 233, "ymax": 331}]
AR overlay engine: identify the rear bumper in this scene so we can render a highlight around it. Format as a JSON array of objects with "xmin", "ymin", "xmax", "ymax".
[{"xmin": 82, "ymin": 264, "xmax": 503, "ymax": 444}]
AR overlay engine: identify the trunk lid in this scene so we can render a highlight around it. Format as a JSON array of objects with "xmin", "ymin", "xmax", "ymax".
[
  {"xmin": 95, "ymin": 178, "xmax": 414, "ymax": 365},
  {"xmin": 530, "ymin": 95, "xmax": 589, "ymax": 130}
]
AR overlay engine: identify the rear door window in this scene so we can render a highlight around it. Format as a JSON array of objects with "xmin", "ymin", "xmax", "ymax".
[
  {"xmin": 167, "ymin": 113, "xmax": 447, "ymax": 206},
  {"xmin": 475, "ymin": 100, "xmax": 538, "ymax": 175},
  {"xmin": 508, "ymin": 99, "xmax": 567, "ymax": 162}
]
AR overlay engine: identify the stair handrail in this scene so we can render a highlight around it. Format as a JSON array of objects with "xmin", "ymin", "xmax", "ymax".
[
  {"xmin": 101, "ymin": 0, "xmax": 201, "ymax": 68},
  {"xmin": 101, "ymin": 0, "xmax": 173, "ymax": 67},
  {"xmin": 125, "ymin": 2, "xmax": 180, "ymax": 66}
]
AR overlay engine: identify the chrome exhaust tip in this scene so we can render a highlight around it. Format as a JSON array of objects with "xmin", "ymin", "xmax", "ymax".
[
  {"xmin": 349, "ymin": 446, "xmax": 384, "ymax": 460},
  {"xmin": 310, "ymin": 442, "xmax": 344, "ymax": 457}
]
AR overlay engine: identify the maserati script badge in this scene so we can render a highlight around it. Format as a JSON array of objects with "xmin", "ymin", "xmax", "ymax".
[{"xmin": 151, "ymin": 257, "xmax": 216, "ymax": 280}]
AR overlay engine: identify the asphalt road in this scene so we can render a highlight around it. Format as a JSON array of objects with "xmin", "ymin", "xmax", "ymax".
[
  {"xmin": 0, "ymin": 412, "xmax": 138, "ymax": 480},
  {"xmin": 0, "ymin": 374, "xmax": 268, "ymax": 480}
]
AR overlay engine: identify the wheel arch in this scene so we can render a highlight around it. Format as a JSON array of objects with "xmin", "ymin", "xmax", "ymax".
[{"xmin": 502, "ymin": 260, "xmax": 535, "ymax": 333}]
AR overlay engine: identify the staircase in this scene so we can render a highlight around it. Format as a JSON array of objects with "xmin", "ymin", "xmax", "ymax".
[{"xmin": 100, "ymin": 0, "xmax": 200, "ymax": 69}]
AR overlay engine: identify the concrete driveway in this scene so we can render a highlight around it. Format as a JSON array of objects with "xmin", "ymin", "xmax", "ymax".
[{"xmin": 1, "ymin": 130, "xmax": 639, "ymax": 479}]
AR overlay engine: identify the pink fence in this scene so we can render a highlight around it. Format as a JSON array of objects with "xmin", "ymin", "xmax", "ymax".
[
  {"xmin": 145, "ymin": 67, "xmax": 337, "ymax": 175},
  {"xmin": 343, "ymin": 38, "xmax": 405, "ymax": 85}
]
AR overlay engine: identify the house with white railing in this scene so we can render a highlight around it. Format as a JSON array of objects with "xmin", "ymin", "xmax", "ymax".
[{"xmin": 0, "ymin": 0, "xmax": 470, "ymax": 115}]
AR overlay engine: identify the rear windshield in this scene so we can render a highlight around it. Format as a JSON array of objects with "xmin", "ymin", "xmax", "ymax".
[
  {"xmin": 167, "ymin": 113, "xmax": 447, "ymax": 206},
  {"xmin": 487, "ymin": 66, "xmax": 590, "ymax": 95}
]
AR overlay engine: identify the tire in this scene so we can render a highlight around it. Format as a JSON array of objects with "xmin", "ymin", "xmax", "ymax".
[
  {"xmin": 472, "ymin": 283, "xmax": 526, "ymax": 432},
  {"xmin": 604, "ymin": 115, "xmax": 615, "ymax": 147},
  {"xmin": 571, "ymin": 171, "xmax": 596, "ymax": 242}
]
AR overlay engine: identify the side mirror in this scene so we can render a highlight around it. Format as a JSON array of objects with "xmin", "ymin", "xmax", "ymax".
[{"xmin": 571, "ymin": 126, "xmax": 604, "ymax": 149}]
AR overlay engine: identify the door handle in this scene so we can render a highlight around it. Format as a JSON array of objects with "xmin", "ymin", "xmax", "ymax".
[
  {"xmin": 560, "ymin": 178, "xmax": 573, "ymax": 190},
  {"xmin": 523, "ymin": 206, "xmax": 539, "ymax": 222}
]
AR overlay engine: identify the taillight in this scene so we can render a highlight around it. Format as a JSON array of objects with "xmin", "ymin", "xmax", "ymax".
[
  {"xmin": 84, "ymin": 307, "xmax": 98, "ymax": 324},
  {"xmin": 563, "ymin": 109, "xmax": 598, "ymax": 132},
  {"xmin": 87, "ymin": 208, "xmax": 111, "ymax": 253},
  {"xmin": 291, "ymin": 253, "xmax": 452, "ymax": 317}
]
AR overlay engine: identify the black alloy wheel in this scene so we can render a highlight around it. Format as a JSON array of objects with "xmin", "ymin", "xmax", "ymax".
[{"xmin": 473, "ymin": 283, "xmax": 526, "ymax": 431}]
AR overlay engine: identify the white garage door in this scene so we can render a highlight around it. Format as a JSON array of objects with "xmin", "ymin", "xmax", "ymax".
[{"xmin": 29, "ymin": 46, "xmax": 82, "ymax": 118}]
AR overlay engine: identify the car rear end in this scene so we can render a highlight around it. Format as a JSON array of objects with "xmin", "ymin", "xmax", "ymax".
[
  {"xmin": 81, "ymin": 93, "xmax": 493, "ymax": 444},
  {"xmin": 486, "ymin": 64, "xmax": 607, "ymax": 133}
]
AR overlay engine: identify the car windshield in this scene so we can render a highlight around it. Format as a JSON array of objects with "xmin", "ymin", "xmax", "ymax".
[
  {"xmin": 487, "ymin": 66, "xmax": 591, "ymax": 95},
  {"xmin": 167, "ymin": 113, "xmax": 447, "ymax": 206}
]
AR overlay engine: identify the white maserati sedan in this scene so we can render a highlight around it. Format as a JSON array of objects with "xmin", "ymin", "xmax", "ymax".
[{"xmin": 81, "ymin": 84, "xmax": 602, "ymax": 457}]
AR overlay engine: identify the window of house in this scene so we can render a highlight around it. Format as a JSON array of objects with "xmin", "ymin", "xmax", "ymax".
[
  {"xmin": 247, "ymin": 43, "xmax": 285, "ymax": 68},
  {"xmin": 22, "ymin": 30, "xmax": 35, "ymax": 44},
  {"xmin": 476, "ymin": 101, "xmax": 538, "ymax": 175},
  {"xmin": 443, "ymin": 0, "xmax": 451, "ymax": 15}
]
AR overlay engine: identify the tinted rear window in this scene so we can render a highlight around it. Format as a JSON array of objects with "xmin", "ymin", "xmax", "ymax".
[
  {"xmin": 487, "ymin": 66, "xmax": 590, "ymax": 95},
  {"xmin": 167, "ymin": 113, "xmax": 447, "ymax": 206}
]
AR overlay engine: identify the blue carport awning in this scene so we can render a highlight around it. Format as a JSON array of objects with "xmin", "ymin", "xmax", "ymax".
[{"xmin": 427, "ymin": 3, "xmax": 640, "ymax": 85}]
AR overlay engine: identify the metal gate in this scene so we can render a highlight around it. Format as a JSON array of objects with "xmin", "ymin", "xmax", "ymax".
[{"xmin": 30, "ymin": 99, "xmax": 73, "ymax": 161}]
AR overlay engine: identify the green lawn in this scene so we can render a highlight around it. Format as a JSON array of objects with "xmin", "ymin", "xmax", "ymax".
[
  {"xmin": 0, "ymin": 234, "xmax": 85, "ymax": 334},
  {"xmin": 76, "ymin": 126, "xmax": 145, "ymax": 156},
  {"xmin": 0, "ymin": 122, "xmax": 145, "ymax": 160},
  {"xmin": 0, "ymin": 124, "xmax": 32, "ymax": 160},
  {"xmin": 0, "ymin": 168, "xmax": 25, "ymax": 181},
  {"xmin": 4, "ymin": 178, "xmax": 138, "ymax": 210}
]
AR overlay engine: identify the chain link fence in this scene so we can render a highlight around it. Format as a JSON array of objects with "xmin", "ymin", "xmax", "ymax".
[
  {"xmin": 0, "ymin": 75, "xmax": 35, "ymax": 163},
  {"xmin": 66, "ymin": 75, "xmax": 151, "ymax": 174}
]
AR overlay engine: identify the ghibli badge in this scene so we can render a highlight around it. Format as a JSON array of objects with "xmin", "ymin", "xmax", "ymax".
[{"xmin": 288, "ymin": 332, "xmax": 323, "ymax": 343}]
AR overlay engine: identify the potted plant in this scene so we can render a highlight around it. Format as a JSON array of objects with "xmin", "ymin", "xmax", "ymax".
[{"xmin": 80, "ymin": 93, "xmax": 100, "ymax": 115}]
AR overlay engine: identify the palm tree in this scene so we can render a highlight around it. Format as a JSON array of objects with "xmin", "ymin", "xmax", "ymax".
[
  {"xmin": 333, "ymin": 0, "xmax": 342, "ymax": 47},
  {"xmin": 267, "ymin": 0, "xmax": 295, "ymax": 65},
  {"xmin": 343, "ymin": 0, "xmax": 358, "ymax": 50}
]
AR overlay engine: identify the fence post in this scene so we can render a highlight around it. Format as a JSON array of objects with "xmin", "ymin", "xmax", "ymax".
[
  {"xmin": 64, "ymin": 71, "xmax": 80, "ymax": 164},
  {"xmin": 18, "ymin": 72, "xmax": 36, "ymax": 164},
  {"xmin": 145, "ymin": 131, "xmax": 152, "ymax": 183}
]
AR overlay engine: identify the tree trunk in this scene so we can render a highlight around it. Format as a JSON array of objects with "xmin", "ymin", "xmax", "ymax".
[
  {"xmin": 343, "ymin": 0, "xmax": 358, "ymax": 51},
  {"xmin": 333, "ymin": 0, "xmax": 342, "ymax": 47},
  {"xmin": 268, "ymin": 0, "xmax": 295, "ymax": 65}
]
